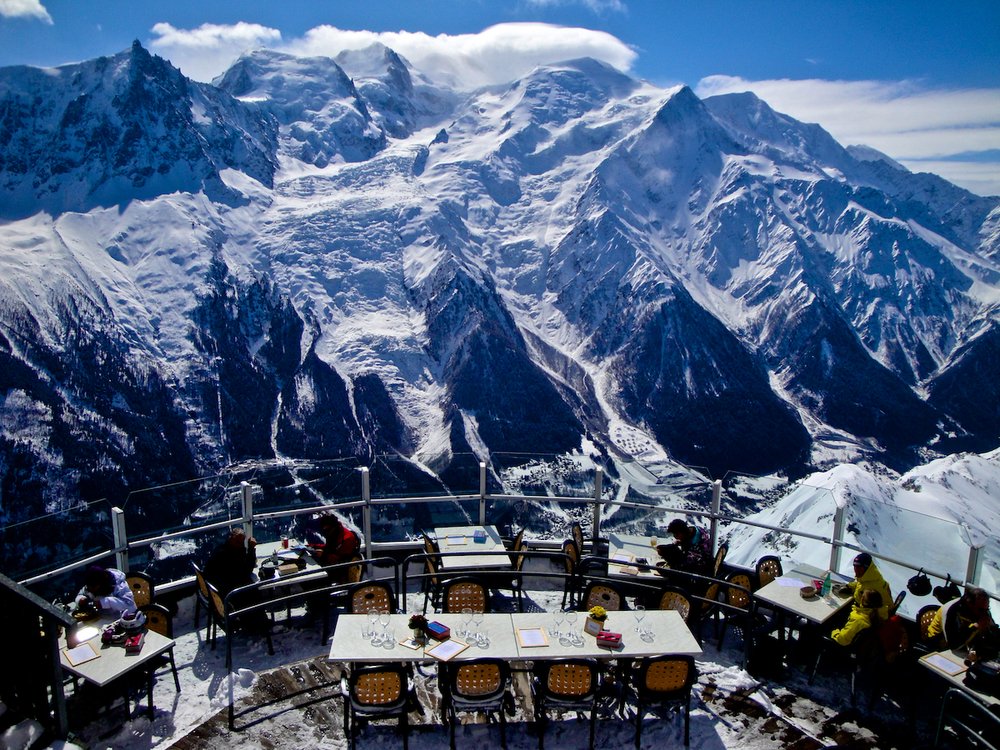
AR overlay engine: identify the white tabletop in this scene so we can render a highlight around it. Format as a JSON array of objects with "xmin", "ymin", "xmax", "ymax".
[
  {"xmin": 434, "ymin": 525, "xmax": 511, "ymax": 570},
  {"xmin": 606, "ymin": 532, "xmax": 662, "ymax": 579},
  {"xmin": 255, "ymin": 541, "xmax": 328, "ymax": 590},
  {"xmin": 753, "ymin": 567, "xmax": 852, "ymax": 625},
  {"xmin": 328, "ymin": 610, "xmax": 701, "ymax": 663},
  {"xmin": 60, "ymin": 617, "xmax": 175, "ymax": 687},
  {"xmin": 919, "ymin": 649, "xmax": 999, "ymax": 707}
]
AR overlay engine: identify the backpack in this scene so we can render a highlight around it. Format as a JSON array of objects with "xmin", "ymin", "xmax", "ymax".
[{"xmin": 877, "ymin": 615, "xmax": 910, "ymax": 664}]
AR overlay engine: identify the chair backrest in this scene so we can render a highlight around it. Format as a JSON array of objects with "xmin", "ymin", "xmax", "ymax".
[
  {"xmin": 581, "ymin": 581, "xmax": 624, "ymax": 611},
  {"xmin": 349, "ymin": 581, "xmax": 396, "ymax": 614},
  {"xmin": 206, "ymin": 579, "xmax": 227, "ymax": 619},
  {"xmin": 346, "ymin": 555, "xmax": 364, "ymax": 584},
  {"xmin": 571, "ymin": 522, "xmax": 585, "ymax": 554},
  {"xmin": 890, "ymin": 590, "xmax": 906, "ymax": 616},
  {"xmin": 126, "ymin": 572, "xmax": 154, "ymax": 608},
  {"xmin": 451, "ymin": 658, "xmax": 510, "ymax": 701},
  {"xmin": 636, "ymin": 654, "xmax": 696, "ymax": 699},
  {"xmin": 657, "ymin": 588, "xmax": 692, "ymax": 623},
  {"xmin": 725, "ymin": 573, "xmax": 752, "ymax": 610},
  {"xmin": 140, "ymin": 602, "xmax": 173, "ymax": 638},
  {"xmin": 192, "ymin": 563, "xmax": 210, "ymax": 601},
  {"xmin": 561, "ymin": 539, "xmax": 579, "ymax": 575},
  {"xmin": 349, "ymin": 663, "xmax": 408, "ymax": 710},
  {"xmin": 713, "ymin": 543, "xmax": 729, "ymax": 578},
  {"xmin": 442, "ymin": 577, "xmax": 490, "ymax": 614},
  {"xmin": 423, "ymin": 533, "xmax": 441, "ymax": 575},
  {"xmin": 700, "ymin": 581, "xmax": 721, "ymax": 614},
  {"xmin": 754, "ymin": 555, "xmax": 782, "ymax": 589},
  {"xmin": 916, "ymin": 604, "xmax": 940, "ymax": 642},
  {"xmin": 539, "ymin": 659, "xmax": 599, "ymax": 701}
]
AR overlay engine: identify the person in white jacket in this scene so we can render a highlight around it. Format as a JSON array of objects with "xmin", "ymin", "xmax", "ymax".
[{"xmin": 73, "ymin": 565, "xmax": 136, "ymax": 616}]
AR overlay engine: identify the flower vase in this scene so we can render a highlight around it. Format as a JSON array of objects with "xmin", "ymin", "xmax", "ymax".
[
  {"xmin": 411, "ymin": 629, "xmax": 426, "ymax": 645},
  {"xmin": 584, "ymin": 616, "xmax": 605, "ymax": 636}
]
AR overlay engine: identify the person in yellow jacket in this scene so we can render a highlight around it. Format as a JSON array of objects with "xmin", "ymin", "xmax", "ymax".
[
  {"xmin": 832, "ymin": 589, "xmax": 883, "ymax": 646},
  {"xmin": 837, "ymin": 553, "xmax": 892, "ymax": 621}
]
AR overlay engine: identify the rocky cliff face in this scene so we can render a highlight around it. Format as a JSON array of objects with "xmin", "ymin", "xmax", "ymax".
[{"xmin": 1, "ymin": 43, "xmax": 998, "ymax": 534}]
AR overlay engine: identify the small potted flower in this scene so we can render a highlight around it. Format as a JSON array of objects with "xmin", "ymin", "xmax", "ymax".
[
  {"xmin": 408, "ymin": 613, "xmax": 428, "ymax": 644},
  {"xmin": 585, "ymin": 605, "xmax": 608, "ymax": 636}
]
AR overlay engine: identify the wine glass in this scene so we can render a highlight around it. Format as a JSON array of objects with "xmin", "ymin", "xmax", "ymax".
[
  {"xmin": 564, "ymin": 610, "xmax": 581, "ymax": 646},
  {"xmin": 650, "ymin": 536, "xmax": 658, "ymax": 549},
  {"xmin": 366, "ymin": 610, "xmax": 379, "ymax": 641},
  {"xmin": 471, "ymin": 611, "xmax": 485, "ymax": 647},
  {"xmin": 461, "ymin": 608, "xmax": 473, "ymax": 640},
  {"xmin": 634, "ymin": 604, "xmax": 646, "ymax": 633},
  {"xmin": 552, "ymin": 610, "xmax": 564, "ymax": 640}
]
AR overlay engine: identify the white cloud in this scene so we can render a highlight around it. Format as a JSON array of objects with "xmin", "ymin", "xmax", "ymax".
[
  {"xmin": 149, "ymin": 21, "xmax": 636, "ymax": 90},
  {"xmin": 696, "ymin": 75, "xmax": 1000, "ymax": 196},
  {"xmin": 283, "ymin": 22, "xmax": 637, "ymax": 89},
  {"xmin": 0, "ymin": 0, "xmax": 52, "ymax": 23},
  {"xmin": 149, "ymin": 21, "xmax": 282, "ymax": 83},
  {"xmin": 523, "ymin": 0, "xmax": 627, "ymax": 12}
]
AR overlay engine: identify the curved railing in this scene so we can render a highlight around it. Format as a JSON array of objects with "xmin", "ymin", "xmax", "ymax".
[{"xmin": 4, "ymin": 453, "xmax": 996, "ymax": 620}]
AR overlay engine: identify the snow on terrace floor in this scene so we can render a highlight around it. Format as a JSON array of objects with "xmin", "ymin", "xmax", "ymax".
[{"xmin": 55, "ymin": 589, "xmax": 945, "ymax": 750}]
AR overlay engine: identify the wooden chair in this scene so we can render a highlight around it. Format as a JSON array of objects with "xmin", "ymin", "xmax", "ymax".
[
  {"xmin": 125, "ymin": 571, "xmax": 154, "ymax": 608},
  {"xmin": 631, "ymin": 654, "xmax": 697, "ymax": 747},
  {"xmin": 532, "ymin": 659, "xmax": 600, "ymax": 750},
  {"xmin": 656, "ymin": 587, "xmax": 693, "ymax": 625},
  {"xmin": 349, "ymin": 581, "xmax": 397, "ymax": 614},
  {"xmin": 346, "ymin": 554, "xmax": 365, "ymax": 584},
  {"xmin": 441, "ymin": 577, "xmax": 490, "ymax": 614},
  {"xmin": 442, "ymin": 658, "xmax": 511, "ymax": 750},
  {"xmin": 342, "ymin": 663, "xmax": 417, "ymax": 750},
  {"xmin": 695, "ymin": 579, "xmax": 722, "ymax": 644},
  {"xmin": 192, "ymin": 563, "xmax": 214, "ymax": 638},
  {"xmin": 717, "ymin": 573, "xmax": 753, "ymax": 650},
  {"xmin": 206, "ymin": 579, "xmax": 273, "ymax": 655},
  {"xmin": 712, "ymin": 543, "xmax": 729, "ymax": 578},
  {"xmin": 561, "ymin": 539, "xmax": 580, "ymax": 609},
  {"xmin": 580, "ymin": 580, "xmax": 626, "ymax": 612},
  {"xmin": 421, "ymin": 533, "xmax": 443, "ymax": 613},
  {"xmin": 139, "ymin": 603, "xmax": 181, "ymax": 692},
  {"xmin": 754, "ymin": 556, "xmax": 782, "ymax": 589},
  {"xmin": 913, "ymin": 603, "xmax": 942, "ymax": 654},
  {"xmin": 571, "ymin": 522, "xmax": 585, "ymax": 555}
]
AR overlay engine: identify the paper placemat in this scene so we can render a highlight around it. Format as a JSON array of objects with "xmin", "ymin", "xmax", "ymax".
[
  {"xmin": 426, "ymin": 639, "xmax": 470, "ymax": 661},
  {"xmin": 923, "ymin": 652, "xmax": 967, "ymax": 676},
  {"xmin": 516, "ymin": 627, "xmax": 549, "ymax": 648},
  {"xmin": 64, "ymin": 642, "xmax": 99, "ymax": 666}
]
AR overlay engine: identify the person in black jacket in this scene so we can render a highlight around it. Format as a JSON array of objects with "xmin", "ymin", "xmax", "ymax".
[{"xmin": 204, "ymin": 528, "xmax": 257, "ymax": 596}]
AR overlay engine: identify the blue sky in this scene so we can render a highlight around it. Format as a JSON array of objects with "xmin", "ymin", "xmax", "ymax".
[{"xmin": 1, "ymin": 0, "xmax": 998, "ymax": 194}]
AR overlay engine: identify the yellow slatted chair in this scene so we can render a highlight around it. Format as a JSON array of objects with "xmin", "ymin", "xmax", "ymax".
[
  {"xmin": 442, "ymin": 577, "xmax": 489, "ymax": 614},
  {"xmin": 632, "ymin": 655, "xmax": 697, "ymax": 747},
  {"xmin": 532, "ymin": 659, "xmax": 600, "ymax": 750}
]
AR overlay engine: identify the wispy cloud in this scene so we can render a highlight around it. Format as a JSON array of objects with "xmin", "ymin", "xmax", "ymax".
[
  {"xmin": 149, "ymin": 22, "xmax": 282, "ymax": 82},
  {"xmin": 283, "ymin": 22, "xmax": 637, "ymax": 89},
  {"xmin": 0, "ymin": 0, "xmax": 52, "ymax": 24},
  {"xmin": 523, "ymin": 0, "xmax": 627, "ymax": 12},
  {"xmin": 696, "ymin": 75, "xmax": 1000, "ymax": 196}
]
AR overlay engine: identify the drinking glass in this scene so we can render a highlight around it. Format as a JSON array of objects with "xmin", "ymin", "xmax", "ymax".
[
  {"xmin": 365, "ymin": 610, "xmax": 379, "ymax": 641},
  {"xmin": 471, "ymin": 611, "xmax": 485, "ymax": 648},
  {"xmin": 634, "ymin": 604, "xmax": 646, "ymax": 633},
  {"xmin": 650, "ymin": 536, "xmax": 658, "ymax": 549},
  {"xmin": 461, "ymin": 608, "xmax": 473, "ymax": 640},
  {"xmin": 564, "ymin": 610, "xmax": 581, "ymax": 646},
  {"xmin": 552, "ymin": 610, "xmax": 564, "ymax": 639}
]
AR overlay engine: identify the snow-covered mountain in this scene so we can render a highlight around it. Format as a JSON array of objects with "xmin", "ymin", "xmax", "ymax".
[{"xmin": 1, "ymin": 42, "xmax": 999, "ymax": 531}]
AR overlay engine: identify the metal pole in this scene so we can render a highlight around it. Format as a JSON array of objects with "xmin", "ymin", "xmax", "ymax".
[
  {"xmin": 591, "ymin": 468, "xmax": 603, "ymax": 544},
  {"xmin": 241, "ymin": 482, "xmax": 254, "ymax": 541},
  {"xmin": 479, "ymin": 462, "xmax": 487, "ymax": 526},
  {"xmin": 709, "ymin": 479, "xmax": 722, "ymax": 555},
  {"xmin": 361, "ymin": 467, "xmax": 372, "ymax": 560},
  {"xmin": 112, "ymin": 507, "xmax": 129, "ymax": 573},
  {"xmin": 966, "ymin": 539, "xmax": 984, "ymax": 588},
  {"xmin": 830, "ymin": 504, "xmax": 846, "ymax": 573}
]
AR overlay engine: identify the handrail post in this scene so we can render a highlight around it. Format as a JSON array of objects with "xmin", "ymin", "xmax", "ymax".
[
  {"xmin": 591, "ymin": 467, "xmax": 603, "ymax": 544},
  {"xmin": 830, "ymin": 503, "xmax": 846, "ymax": 573},
  {"xmin": 112, "ymin": 506, "xmax": 129, "ymax": 573},
  {"xmin": 241, "ymin": 481, "xmax": 254, "ymax": 542},
  {"xmin": 479, "ymin": 461, "xmax": 487, "ymax": 526},
  {"xmin": 709, "ymin": 479, "xmax": 722, "ymax": 555},
  {"xmin": 966, "ymin": 537, "xmax": 984, "ymax": 587},
  {"xmin": 361, "ymin": 467, "xmax": 372, "ymax": 560}
]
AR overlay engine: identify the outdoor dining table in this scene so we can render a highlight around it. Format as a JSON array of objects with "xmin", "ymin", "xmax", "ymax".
[
  {"xmin": 59, "ymin": 615, "xmax": 176, "ymax": 716},
  {"xmin": 433, "ymin": 525, "xmax": 511, "ymax": 571},
  {"xmin": 328, "ymin": 609, "xmax": 701, "ymax": 663},
  {"xmin": 605, "ymin": 532, "xmax": 663, "ymax": 580},
  {"xmin": 752, "ymin": 564, "xmax": 853, "ymax": 654},
  {"xmin": 919, "ymin": 648, "xmax": 1000, "ymax": 708},
  {"xmin": 254, "ymin": 540, "xmax": 328, "ymax": 591}
]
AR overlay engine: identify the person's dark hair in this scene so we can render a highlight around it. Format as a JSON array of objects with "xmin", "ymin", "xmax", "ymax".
[
  {"xmin": 319, "ymin": 515, "xmax": 343, "ymax": 533},
  {"xmin": 962, "ymin": 586, "xmax": 989, "ymax": 608},
  {"xmin": 666, "ymin": 519, "xmax": 688, "ymax": 535},
  {"xmin": 853, "ymin": 553, "xmax": 873, "ymax": 571},
  {"xmin": 84, "ymin": 565, "xmax": 113, "ymax": 596},
  {"xmin": 860, "ymin": 589, "xmax": 882, "ymax": 609}
]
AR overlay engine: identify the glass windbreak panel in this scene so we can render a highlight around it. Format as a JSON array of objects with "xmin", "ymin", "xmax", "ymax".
[
  {"xmin": 490, "ymin": 452, "xmax": 598, "ymax": 500},
  {"xmin": 252, "ymin": 458, "xmax": 363, "ymax": 516},
  {"xmin": 369, "ymin": 497, "xmax": 479, "ymax": 543},
  {"xmin": 369, "ymin": 454, "xmax": 477, "ymax": 499},
  {"xmin": 722, "ymin": 483, "xmax": 839, "ymax": 574},
  {"xmin": 122, "ymin": 472, "xmax": 246, "ymax": 539},
  {"xmin": 3, "ymin": 498, "xmax": 116, "ymax": 588},
  {"xmin": 979, "ymin": 531, "xmax": 1000, "ymax": 606},
  {"xmin": 861, "ymin": 503, "xmax": 970, "ymax": 620},
  {"xmin": 598, "ymin": 459, "xmax": 713, "ymax": 539}
]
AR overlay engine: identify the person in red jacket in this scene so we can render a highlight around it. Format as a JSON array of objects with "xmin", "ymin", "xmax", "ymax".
[{"xmin": 310, "ymin": 515, "xmax": 361, "ymax": 582}]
